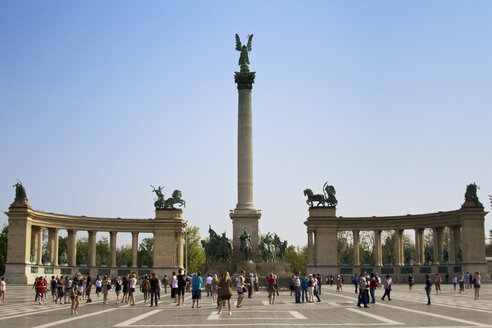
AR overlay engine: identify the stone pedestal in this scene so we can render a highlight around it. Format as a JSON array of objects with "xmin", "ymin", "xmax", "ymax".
[
  {"xmin": 230, "ymin": 210, "xmax": 261, "ymax": 262},
  {"xmin": 153, "ymin": 209, "xmax": 186, "ymax": 270}
]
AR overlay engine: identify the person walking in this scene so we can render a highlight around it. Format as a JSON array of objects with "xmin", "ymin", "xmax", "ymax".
[
  {"xmin": 85, "ymin": 274, "xmax": 93, "ymax": 303},
  {"xmin": 102, "ymin": 275, "xmax": 111, "ymax": 305},
  {"xmin": 0, "ymin": 277, "xmax": 5, "ymax": 303},
  {"xmin": 129, "ymin": 273, "xmax": 137, "ymax": 306},
  {"xmin": 301, "ymin": 275, "xmax": 309, "ymax": 303},
  {"xmin": 425, "ymin": 274, "xmax": 432, "ymax": 305},
  {"xmin": 205, "ymin": 274, "xmax": 212, "ymax": 297},
  {"xmin": 141, "ymin": 276, "xmax": 151, "ymax": 304},
  {"xmin": 176, "ymin": 269, "xmax": 186, "ymax": 306},
  {"xmin": 458, "ymin": 272, "xmax": 465, "ymax": 293},
  {"xmin": 191, "ymin": 272, "xmax": 202, "ymax": 308},
  {"xmin": 337, "ymin": 275, "xmax": 343, "ymax": 292},
  {"xmin": 70, "ymin": 274, "xmax": 80, "ymax": 315},
  {"xmin": 452, "ymin": 275, "xmax": 457, "ymax": 291},
  {"xmin": 236, "ymin": 270, "xmax": 248, "ymax": 308},
  {"xmin": 217, "ymin": 271, "xmax": 233, "ymax": 315},
  {"xmin": 95, "ymin": 275, "xmax": 102, "ymax": 298},
  {"xmin": 473, "ymin": 272, "xmax": 481, "ymax": 300},
  {"xmin": 212, "ymin": 274, "xmax": 219, "ymax": 304},
  {"xmin": 357, "ymin": 271, "xmax": 369, "ymax": 308},
  {"xmin": 293, "ymin": 272, "xmax": 301, "ymax": 303},
  {"xmin": 353, "ymin": 273, "xmax": 359, "ymax": 294},
  {"xmin": 171, "ymin": 271, "xmax": 178, "ymax": 302},
  {"xmin": 381, "ymin": 275, "xmax": 392, "ymax": 301},
  {"xmin": 150, "ymin": 273, "xmax": 159, "ymax": 307},
  {"xmin": 162, "ymin": 275, "xmax": 169, "ymax": 294},
  {"xmin": 434, "ymin": 274, "xmax": 442, "ymax": 295},
  {"xmin": 408, "ymin": 273, "xmax": 414, "ymax": 291},
  {"xmin": 369, "ymin": 273, "xmax": 378, "ymax": 303},
  {"xmin": 307, "ymin": 274, "xmax": 315, "ymax": 303},
  {"xmin": 267, "ymin": 273, "xmax": 277, "ymax": 304},
  {"xmin": 115, "ymin": 276, "xmax": 122, "ymax": 304}
]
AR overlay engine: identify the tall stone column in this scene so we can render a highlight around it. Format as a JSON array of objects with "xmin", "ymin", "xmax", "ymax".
[
  {"xmin": 394, "ymin": 229, "xmax": 403, "ymax": 266},
  {"xmin": 453, "ymin": 226, "xmax": 462, "ymax": 263},
  {"xmin": 433, "ymin": 227, "xmax": 443, "ymax": 265},
  {"xmin": 307, "ymin": 230, "xmax": 314, "ymax": 266},
  {"xmin": 416, "ymin": 228, "xmax": 425, "ymax": 265},
  {"xmin": 353, "ymin": 230, "xmax": 360, "ymax": 266},
  {"xmin": 448, "ymin": 226, "xmax": 456, "ymax": 264},
  {"xmin": 374, "ymin": 230, "xmax": 382, "ymax": 266},
  {"xmin": 48, "ymin": 228, "xmax": 59, "ymax": 266},
  {"xmin": 132, "ymin": 232, "xmax": 139, "ymax": 268},
  {"xmin": 110, "ymin": 231, "xmax": 117, "ymax": 267},
  {"xmin": 36, "ymin": 227, "xmax": 43, "ymax": 265},
  {"xmin": 230, "ymin": 69, "xmax": 261, "ymax": 262},
  {"xmin": 67, "ymin": 230, "xmax": 77, "ymax": 267},
  {"xmin": 177, "ymin": 231, "xmax": 184, "ymax": 268},
  {"xmin": 88, "ymin": 231, "xmax": 97, "ymax": 267}
]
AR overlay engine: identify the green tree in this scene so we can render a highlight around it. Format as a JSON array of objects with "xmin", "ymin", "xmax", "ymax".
[
  {"xmin": 0, "ymin": 225, "xmax": 8, "ymax": 276},
  {"xmin": 284, "ymin": 245, "xmax": 307, "ymax": 275},
  {"xmin": 76, "ymin": 237, "xmax": 88, "ymax": 265},
  {"xmin": 58, "ymin": 236, "xmax": 68, "ymax": 264},
  {"xmin": 185, "ymin": 225, "xmax": 205, "ymax": 273},
  {"xmin": 116, "ymin": 245, "xmax": 132, "ymax": 267},
  {"xmin": 96, "ymin": 237, "xmax": 110, "ymax": 266},
  {"xmin": 138, "ymin": 237, "xmax": 154, "ymax": 267}
]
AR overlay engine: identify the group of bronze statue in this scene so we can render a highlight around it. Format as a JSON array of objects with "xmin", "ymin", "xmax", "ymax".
[
  {"xmin": 151, "ymin": 185, "xmax": 186, "ymax": 210},
  {"xmin": 304, "ymin": 182, "xmax": 338, "ymax": 207}
]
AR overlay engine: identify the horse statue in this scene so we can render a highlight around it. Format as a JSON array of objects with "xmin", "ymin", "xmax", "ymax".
[
  {"xmin": 259, "ymin": 233, "xmax": 276, "ymax": 263},
  {"xmin": 464, "ymin": 183, "xmax": 481, "ymax": 206},
  {"xmin": 151, "ymin": 185, "xmax": 165, "ymax": 209},
  {"xmin": 239, "ymin": 228, "xmax": 252, "ymax": 261},
  {"xmin": 303, "ymin": 188, "xmax": 326, "ymax": 207},
  {"xmin": 164, "ymin": 190, "xmax": 186, "ymax": 209},
  {"xmin": 323, "ymin": 182, "xmax": 338, "ymax": 207}
]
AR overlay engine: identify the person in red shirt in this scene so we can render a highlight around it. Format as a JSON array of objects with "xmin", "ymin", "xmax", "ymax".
[
  {"xmin": 35, "ymin": 276, "xmax": 46, "ymax": 305},
  {"xmin": 369, "ymin": 273, "xmax": 379, "ymax": 303},
  {"xmin": 267, "ymin": 273, "xmax": 276, "ymax": 304}
]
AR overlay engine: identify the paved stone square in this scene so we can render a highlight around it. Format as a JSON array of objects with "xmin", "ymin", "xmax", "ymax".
[{"xmin": 0, "ymin": 283, "xmax": 491, "ymax": 327}]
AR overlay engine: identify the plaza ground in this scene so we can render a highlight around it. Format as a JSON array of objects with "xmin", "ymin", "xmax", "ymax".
[{"xmin": 0, "ymin": 283, "xmax": 491, "ymax": 327}]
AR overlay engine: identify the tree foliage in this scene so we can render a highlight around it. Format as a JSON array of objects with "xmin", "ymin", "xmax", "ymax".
[
  {"xmin": 185, "ymin": 225, "xmax": 205, "ymax": 273},
  {"xmin": 284, "ymin": 245, "xmax": 307, "ymax": 275},
  {"xmin": 0, "ymin": 225, "xmax": 8, "ymax": 276}
]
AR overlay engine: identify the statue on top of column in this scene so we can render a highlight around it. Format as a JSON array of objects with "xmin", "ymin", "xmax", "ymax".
[
  {"xmin": 235, "ymin": 34, "xmax": 253, "ymax": 72},
  {"xmin": 463, "ymin": 183, "xmax": 483, "ymax": 207},
  {"xmin": 13, "ymin": 181, "xmax": 27, "ymax": 200},
  {"xmin": 152, "ymin": 185, "xmax": 186, "ymax": 209},
  {"xmin": 303, "ymin": 182, "xmax": 338, "ymax": 208}
]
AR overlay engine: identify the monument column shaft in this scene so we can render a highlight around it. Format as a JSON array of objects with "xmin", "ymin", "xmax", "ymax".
[
  {"xmin": 394, "ymin": 230, "xmax": 403, "ymax": 266},
  {"xmin": 374, "ymin": 230, "xmax": 382, "ymax": 266},
  {"xmin": 88, "ymin": 231, "xmax": 97, "ymax": 267},
  {"xmin": 449, "ymin": 226, "xmax": 455, "ymax": 263},
  {"xmin": 48, "ymin": 228, "xmax": 59, "ymax": 266},
  {"xmin": 353, "ymin": 230, "xmax": 360, "ymax": 266},
  {"xmin": 433, "ymin": 227, "xmax": 442, "ymax": 264},
  {"xmin": 68, "ymin": 229, "xmax": 77, "ymax": 267},
  {"xmin": 36, "ymin": 227, "xmax": 43, "ymax": 265},
  {"xmin": 132, "ymin": 232, "xmax": 138, "ymax": 268},
  {"xmin": 110, "ymin": 231, "xmax": 117, "ymax": 267},
  {"xmin": 236, "ymin": 88, "xmax": 254, "ymax": 210}
]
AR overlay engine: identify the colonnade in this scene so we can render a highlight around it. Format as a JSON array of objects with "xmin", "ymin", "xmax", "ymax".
[
  {"xmin": 305, "ymin": 203, "xmax": 487, "ymax": 281},
  {"xmin": 5, "ymin": 199, "xmax": 186, "ymax": 284}
]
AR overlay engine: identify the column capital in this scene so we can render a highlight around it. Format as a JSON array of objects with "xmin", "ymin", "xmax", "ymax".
[{"xmin": 235, "ymin": 71, "xmax": 256, "ymax": 90}]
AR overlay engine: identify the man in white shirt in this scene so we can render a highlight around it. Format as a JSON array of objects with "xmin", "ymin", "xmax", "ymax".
[{"xmin": 205, "ymin": 275, "xmax": 213, "ymax": 297}]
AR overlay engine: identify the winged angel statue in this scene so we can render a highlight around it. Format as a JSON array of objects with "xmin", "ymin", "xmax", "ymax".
[{"xmin": 235, "ymin": 33, "xmax": 253, "ymax": 72}]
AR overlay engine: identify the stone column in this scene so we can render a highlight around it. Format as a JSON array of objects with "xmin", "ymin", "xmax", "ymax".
[
  {"xmin": 48, "ymin": 228, "xmax": 59, "ymax": 266},
  {"xmin": 88, "ymin": 231, "xmax": 97, "ymax": 267},
  {"xmin": 416, "ymin": 228, "xmax": 425, "ymax": 265},
  {"xmin": 433, "ymin": 227, "xmax": 443, "ymax": 265},
  {"xmin": 132, "ymin": 232, "xmax": 138, "ymax": 268},
  {"xmin": 110, "ymin": 231, "xmax": 117, "ymax": 267},
  {"xmin": 394, "ymin": 230, "xmax": 403, "ymax": 266},
  {"xmin": 31, "ymin": 226, "xmax": 43, "ymax": 264},
  {"xmin": 353, "ymin": 230, "xmax": 360, "ymax": 266},
  {"xmin": 307, "ymin": 230, "xmax": 314, "ymax": 266},
  {"xmin": 36, "ymin": 227, "xmax": 43, "ymax": 265},
  {"xmin": 177, "ymin": 231, "xmax": 184, "ymax": 268},
  {"xmin": 453, "ymin": 226, "xmax": 462, "ymax": 262},
  {"xmin": 234, "ymin": 71, "xmax": 256, "ymax": 212},
  {"xmin": 460, "ymin": 206, "xmax": 486, "ymax": 263},
  {"xmin": 448, "ymin": 226, "xmax": 456, "ymax": 264},
  {"xmin": 374, "ymin": 230, "xmax": 382, "ymax": 266},
  {"xmin": 67, "ymin": 230, "xmax": 77, "ymax": 267}
]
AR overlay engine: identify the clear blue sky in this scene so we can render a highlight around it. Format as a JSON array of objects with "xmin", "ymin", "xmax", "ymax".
[{"xmin": 1, "ymin": 1, "xmax": 491, "ymax": 247}]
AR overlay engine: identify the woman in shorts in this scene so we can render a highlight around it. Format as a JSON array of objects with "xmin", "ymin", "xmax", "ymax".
[
  {"xmin": 0, "ymin": 277, "xmax": 6, "ymax": 303},
  {"xmin": 71, "ymin": 274, "xmax": 80, "ymax": 315},
  {"xmin": 267, "ymin": 273, "xmax": 276, "ymax": 304},
  {"xmin": 211, "ymin": 274, "xmax": 219, "ymax": 304},
  {"xmin": 473, "ymin": 272, "xmax": 481, "ymax": 300},
  {"xmin": 115, "ymin": 276, "xmax": 122, "ymax": 304},
  {"xmin": 217, "ymin": 271, "xmax": 232, "ymax": 315},
  {"xmin": 129, "ymin": 273, "xmax": 137, "ymax": 306},
  {"xmin": 102, "ymin": 275, "xmax": 111, "ymax": 305}
]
